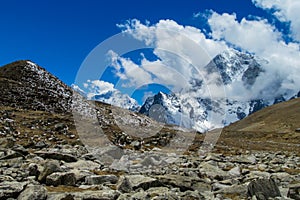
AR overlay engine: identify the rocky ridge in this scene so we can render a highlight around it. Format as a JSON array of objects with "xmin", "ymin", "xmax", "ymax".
[
  {"xmin": 0, "ymin": 60, "xmax": 299, "ymax": 199},
  {"xmin": 140, "ymin": 49, "xmax": 300, "ymax": 133}
]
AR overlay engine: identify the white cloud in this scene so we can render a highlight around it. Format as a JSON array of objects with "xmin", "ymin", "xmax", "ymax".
[
  {"xmin": 113, "ymin": 19, "xmax": 229, "ymax": 93},
  {"xmin": 107, "ymin": 5, "xmax": 300, "ymax": 103},
  {"xmin": 142, "ymin": 91, "xmax": 155, "ymax": 102},
  {"xmin": 84, "ymin": 80, "xmax": 116, "ymax": 99},
  {"xmin": 108, "ymin": 50, "xmax": 154, "ymax": 88},
  {"xmin": 208, "ymin": 12, "xmax": 282, "ymax": 54},
  {"xmin": 80, "ymin": 80, "xmax": 139, "ymax": 109},
  {"xmin": 207, "ymin": 11, "xmax": 300, "ymax": 99},
  {"xmin": 253, "ymin": 0, "xmax": 300, "ymax": 41}
]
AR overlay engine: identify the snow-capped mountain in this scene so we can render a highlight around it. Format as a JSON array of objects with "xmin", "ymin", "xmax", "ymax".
[
  {"xmin": 140, "ymin": 49, "xmax": 299, "ymax": 132},
  {"xmin": 91, "ymin": 91, "xmax": 140, "ymax": 111},
  {"xmin": 72, "ymin": 81, "xmax": 140, "ymax": 112}
]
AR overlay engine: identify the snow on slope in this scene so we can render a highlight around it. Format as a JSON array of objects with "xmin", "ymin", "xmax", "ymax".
[
  {"xmin": 72, "ymin": 80, "xmax": 139, "ymax": 111},
  {"xmin": 140, "ymin": 49, "xmax": 298, "ymax": 132}
]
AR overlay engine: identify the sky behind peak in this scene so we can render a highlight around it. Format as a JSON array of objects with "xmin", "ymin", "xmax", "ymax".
[{"xmin": 1, "ymin": 0, "xmax": 299, "ymax": 104}]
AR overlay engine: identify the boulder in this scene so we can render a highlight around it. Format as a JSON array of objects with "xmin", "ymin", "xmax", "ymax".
[
  {"xmin": 17, "ymin": 185, "xmax": 47, "ymax": 200},
  {"xmin": 38, "ymin": 160, "xmax": 61, "ymax": 183},
  {"xmin": 117, "ymin": 175, "xmax": 160, "ymax": 192},
  {"xmin": 0, "ymin": 181, "xmax": 27, "ymax": 199},
  {"xmin": 35, "ymin": 151, "xmax": 77, "ymax": 162},
  {"xmin": 199, "ymin": 162, "xmax": 228, "ymax": 180},
  {"xmin": 46, "ymin": 172, "xmax": 76, "ymax": 186},
  {"xmin": 287, "ymin": 183, "xmax": 300, "ymax": 199},
  {"xmin": 85, "ymin": 175, "xmax": 118, "ymax": 185},
  {"xmin": 247, "ymin": 178, "xmax": 281, "ymax": 200},
  {"xmin": 116, "ymin": 176, "xmax": 132, "ymax": 193}
]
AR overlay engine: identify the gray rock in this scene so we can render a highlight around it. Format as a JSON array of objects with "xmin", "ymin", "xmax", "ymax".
[
  {"xmin": 181, "ymin": 190, "xmax": 205, "ymax": 199},
  {"xmin": 0, "ymin": 175, "xmax": 14, "ymax": 182},
  {"xmin": 35, "ymin": 151, "xmax": 77, "ymax": 162},
  {"xmin": 117, "ymin": 176, "xmax": 133, "ymax": 193},
  {"xmin": 119, "ymin": 175, "xmax": 160, "ymax": 191},
  {"xmin": 73, "ymin": 190, "xmax": 120, "ymax": 200},
  {"xmin": 156, "ymin": 174, "xmax": 210, "ymax": 192},
  {"xmin": 287, "ymin": 183, "xmax": 300, "ymax": 199},
  {"xmin": 217, "ymin": 183, "xmax": 248, "ymax": 197},
  {"xmin": 199, "ymin": 162, "xmax": 228, "ymax": 180},
  {"xmin": 34, "ymin": 141, "xmax": 48, "ymax": 149},
  {"xmin": 232, "ymin": 155, "xmax": 256, "ymax": 164},
  {"xmin": 46, "ymin": 193, "xmax": 74, "ymax": 200},
  {"xmin": 38, "ymin": 160, "xmax": 61, "ymax": 183},
  {"xmin": 130, "ymin": 190, "xmax": 149, "ymax": 199},
  {"xmin": 85, "ymin": 174, "xmax": 118, "ymax": 185},
  {"xmin": 0, "ymin": 149, "xmax": 23, "ymax": 160},
  {"xmin": 228, "ymin": 166, "xmax": 241, "ymax": 177},
  {"xmin": 131, "ymin": 141, "xmax": 141, "ymax": 150},
  {"xmin": 0, "ymin": 137, "xmax": 15, "ymax": 148},
  {"xmin": 28, "ymin": 163, "xmax": 40, "ymax": 178},
  {"xmin": 12, "ymin": 145, "xmax": 29, "ymax": 156},
  {"xmin": 63, "ymin": 159, "xmax": 100, "ymax": 170},
  {"xmin": 46, "ymin": 172, "xmax": 76, "ymax": 186},
  {"xmin": 17, "ymin": 185, "xmax": 47, "ymax": 200},
  {"xmin": 0, "ymin": 181, "xmax": 27, "ymax": 199},
  {"xmin": 247, "ymin": 178, "xmax": 281, "ymax": 200}
]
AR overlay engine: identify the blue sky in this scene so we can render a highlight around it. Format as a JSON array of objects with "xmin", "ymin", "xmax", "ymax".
[{"xmin": 1, "ymin": 0, "xmax": 299, "ymax": 105}]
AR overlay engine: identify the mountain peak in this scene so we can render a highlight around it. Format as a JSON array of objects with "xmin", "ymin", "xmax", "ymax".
[{"xmin": 0, "ymin": 60, "xmax": 73, "ymax": 113}]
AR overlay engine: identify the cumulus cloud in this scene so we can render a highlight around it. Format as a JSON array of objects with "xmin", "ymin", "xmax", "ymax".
[
  {"xmin": 207, "ymin": 11, "xmax": 300, "ymax": 99},
  {"xmin": 253, "ymin": 0, "xmax": 300, "ymax": 41},
  {"xmin": 101, "ymin": 1, "xmax": 300, "ymax": 104},
  {"xmin": 84, "ymin": 80, "xmax": 116, "ymax": 99},
  {"xmin": 108, "ymin": 49, "xmax": 190, "ymax": 92},
  {"xmin": 80, "ymin": 80, "xmax": 139, "ymax": 109}
]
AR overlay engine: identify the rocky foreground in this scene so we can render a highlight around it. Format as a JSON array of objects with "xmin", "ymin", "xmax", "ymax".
[
  {"xmin": 0, "ymin": 135, "xmax": 299, "ymax": 200},
  {"xmin": 0, "ymin": 61, "xmax": 299, "ymax": 199}
]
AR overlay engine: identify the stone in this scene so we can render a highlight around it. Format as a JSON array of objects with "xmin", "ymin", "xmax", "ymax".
[
  {"xmin": 0, "ymin": 149, "xmax": 23, "ymax": 160},
  {"xmin": 218, "ymin": 183, "xmax": 248, "ymax": 197},
  {"xmin": 72, "ymin": 190, "xmax": 120, "ymax": 200},
  {"xmin": 156, "ymin": 174, "xmax": 209, "ymax": 192},
  {"xmin": 232, "ymin": 155, "xmax": 256, "ymax": 164},
  {"xmin": 228, "ymin": 166, "xmax": 241, "ymax": 177},
  {"xmin": 287, "ymin": 183, "xmax": 300, "ymax": 199},
  {"xmin": 0, "ymin": 181, "xmax": 27, "ymax": 199},
  {"xmin": 119, "ymin": 175, "xmax": 160, "ymax": 191},
  {"xmin": 34, "ymin": 141, "xmax": 48, "ymax": 149},
  {"xmin": 35, "ymin": 151, "xmax": 77, "ymax": 162},
  {"xmin": 38, "ymin": 160, "xmax": 61, "ymax": 183},
  {"xmin": 63, "ymin": 159, "xmax": 100, "ymax": 170},
  {"xmin": 46, "ymin": 172, "xmax": 76, "ymax": 186},
  {"xmin": 17, "ymin": 185, "xmax": 47, "ymax": 200},
  {"xmin": 117, "ymin": 176, "xmax": 133, "ymax": 193},
  {"xmin": 131, "ymin": 141, "xmax": 141, "ymax": 150},
  {"xmin": 54, "ymin": 123, "xmax": 66, "ymax": 131},
  {"xmin": 247, "ymin": 178, "xmax": 281, "ymax": 200},
  {"xmin": 85, "ymin": 174, "xmax": 118, "ymax": 185},
  {"xmin": 199, "ymin": 162, "xmax": 228, "ymax": 180},
  {"xmin": 28, "ymin": 163, "xmax": 40, "ymax": 178},
  {"xmin": 0, "ymin": 137, "xmax": 15, "ymax": 148},
  {"xmin": 147, "ymin": 187, "xmax": 170, "ymax": 196},
  {"xmin": 271, "ymin": 172, "xmax": 292, "ymax": 183}
]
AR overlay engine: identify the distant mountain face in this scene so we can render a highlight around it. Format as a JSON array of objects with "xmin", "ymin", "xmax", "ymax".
[
  {"xmin": 0, "ymin": 60, "xmax": 73, "ymax": 113},
  {"xmin": 140, "ymin": 49, "xmax": 299, "ymax": 132},
  {"xmin": 72, "ymin": 83, "xmax": 140, "ymax": 112}
]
